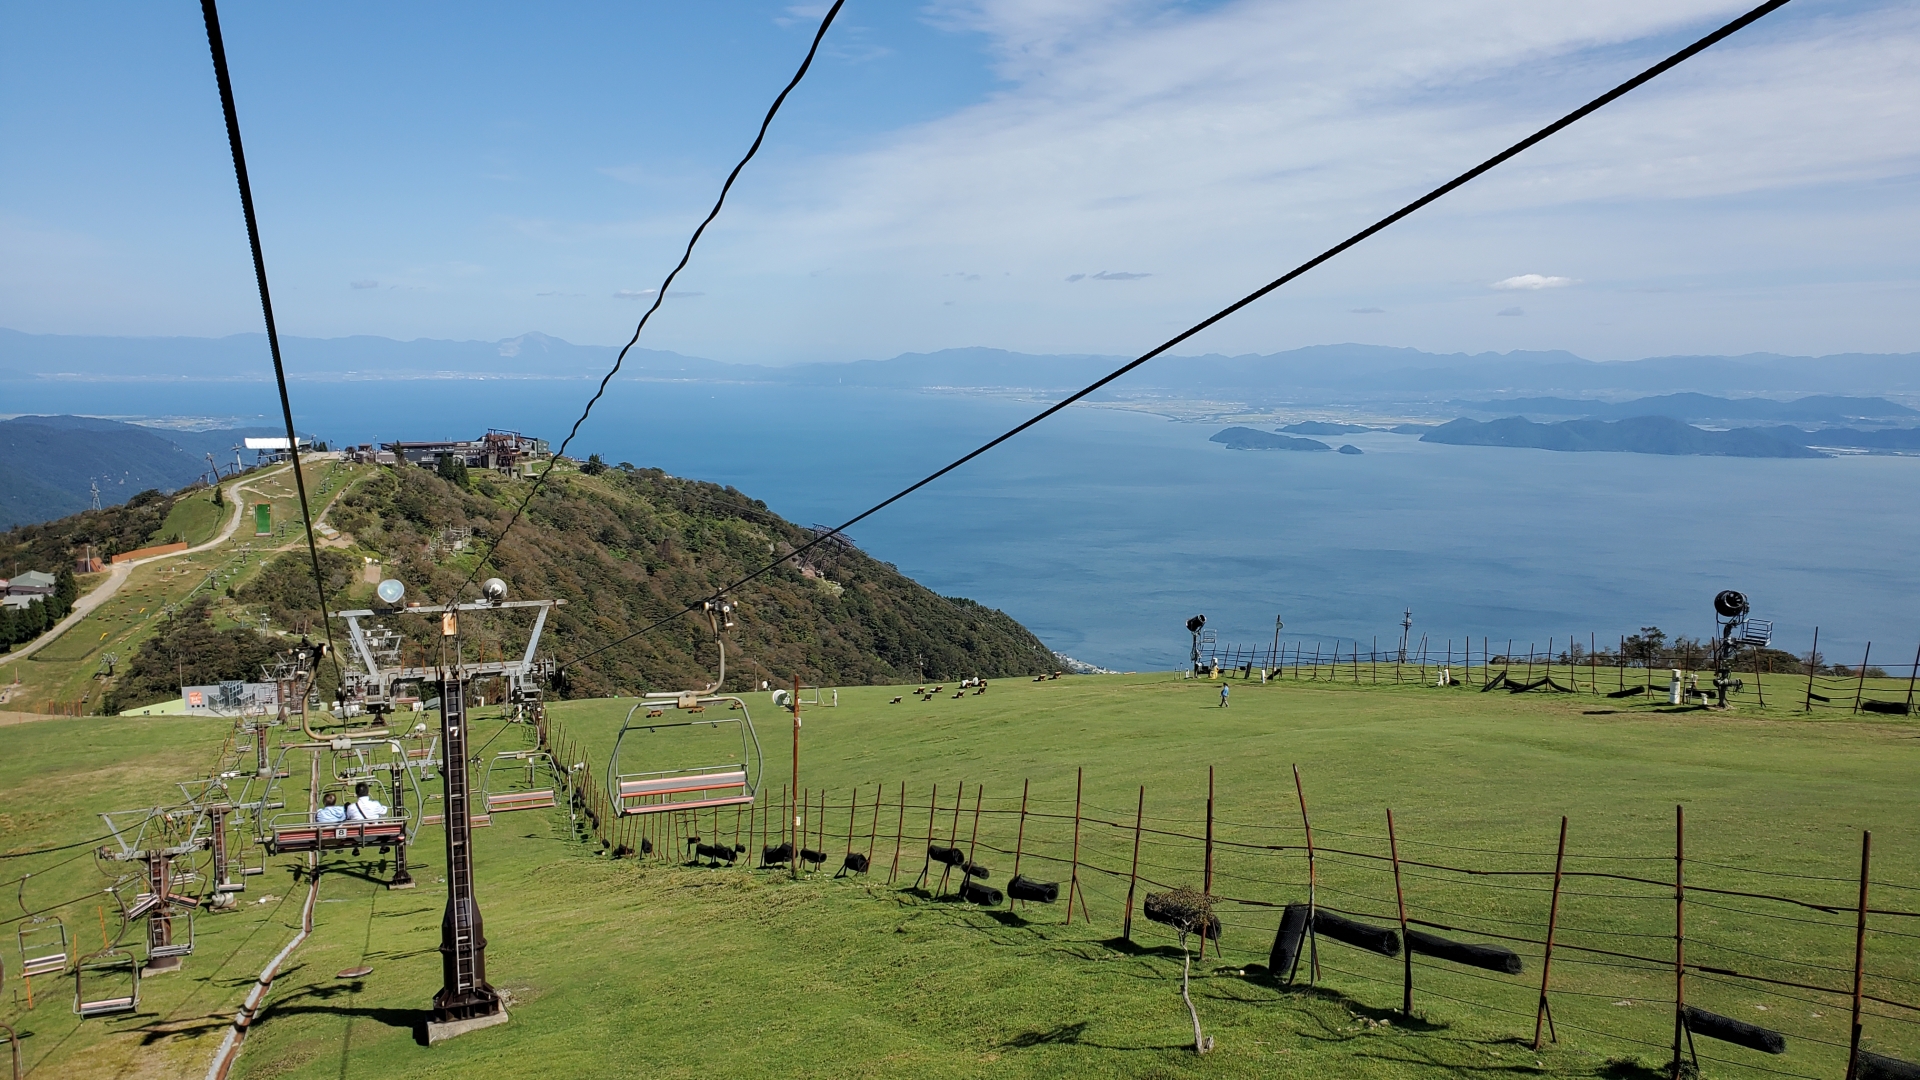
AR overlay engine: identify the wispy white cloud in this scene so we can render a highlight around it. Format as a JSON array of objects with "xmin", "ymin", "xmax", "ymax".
[
  {"xmin": 1492, "ymin": 274, "xmax": 1576, "ymax": 290},
  {"xmin": 677, "ymin": 0, "xmax": 1920, "ymax": 360}
]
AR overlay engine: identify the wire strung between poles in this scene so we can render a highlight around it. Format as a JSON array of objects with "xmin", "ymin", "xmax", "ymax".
[
  {"xmin": 200, "ymin": 0, "xmax": 342, "ymax": 680},
  {"xmin": 561, "ymin": 0, "xmax": 1794, "ymax": 676},
  {"xmin": 449, "ymin": 0, "xmax": 846, "ymax": 607}
]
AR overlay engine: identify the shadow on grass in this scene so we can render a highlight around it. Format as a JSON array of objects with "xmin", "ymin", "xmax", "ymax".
[
  {"xmin": 998, "ymin": 1020, "xmax": 1190, "ymax": 1053},
  {"xmin": 251, "ymin": 983, "xmax": 431, "ymax": 1046}
]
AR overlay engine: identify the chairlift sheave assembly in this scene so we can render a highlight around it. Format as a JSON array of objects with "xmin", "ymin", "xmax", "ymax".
[{"xmin": 609, "ymin": 601, "xmax": 764, "ymax": 817}]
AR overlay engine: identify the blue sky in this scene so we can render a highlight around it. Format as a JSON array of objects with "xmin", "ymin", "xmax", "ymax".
[{"xmin": 2, "ymin": 0, "xmax": 1916, "ymax": 364}]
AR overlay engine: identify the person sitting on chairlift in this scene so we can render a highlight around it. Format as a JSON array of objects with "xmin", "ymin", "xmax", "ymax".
[
  {"xmin": 315, "ymin": 791, "xmax": 346, "ymax": 824},
  {"xmin": 343, "ymin": 782, "xmax": 389, "ymax": 821}
]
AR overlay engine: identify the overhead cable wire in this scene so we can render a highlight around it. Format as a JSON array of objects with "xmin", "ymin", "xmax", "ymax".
[
  {"xmin": 451, "ymin": 0, "xmax": 846, "ymax": 606},
  {"xmin": 563, "ymin": 0, "xmax": 1795, "ymax": 674},
  {"xmin": 200, "ymin": 0, "xmax": 342, "ymax": 680}
]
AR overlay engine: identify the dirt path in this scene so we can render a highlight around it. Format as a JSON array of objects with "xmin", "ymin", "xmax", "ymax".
[{"xmin": 0, "ymin": 463, "xmax": 296, "ymax": 668}]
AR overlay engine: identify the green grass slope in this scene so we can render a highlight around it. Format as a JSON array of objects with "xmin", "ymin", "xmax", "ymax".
[{"xmin": 8, "ymin": 673, "xmax": 1911, "ymax": 1080}]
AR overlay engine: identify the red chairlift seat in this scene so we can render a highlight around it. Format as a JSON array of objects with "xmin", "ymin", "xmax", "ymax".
[
  {"xmin": 615, "ymin": 768, "xmax": 753, "ymax": 816},
  {"xmin": 266, "ymin": 815, "xmax": 408, "ymax": 855}
]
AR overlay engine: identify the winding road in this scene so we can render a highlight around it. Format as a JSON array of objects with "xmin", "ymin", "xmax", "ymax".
[{"xmin": 0, "ymin": 463, "xmax": 294, "ymax": 668}]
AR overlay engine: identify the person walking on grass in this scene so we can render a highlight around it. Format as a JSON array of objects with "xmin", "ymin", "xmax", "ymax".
[{"xmin": 1219, "ymin": 683, "xmax": 1230, "ymax": 708}]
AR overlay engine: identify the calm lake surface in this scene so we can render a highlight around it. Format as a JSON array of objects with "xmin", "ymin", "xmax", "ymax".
[{"xmin": 11, "ymin": 375, "xmax": 1918, "ymax": 671}]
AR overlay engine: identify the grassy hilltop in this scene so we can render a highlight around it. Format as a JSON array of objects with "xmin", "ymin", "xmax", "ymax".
[
  {"xmin": 0, "ymin": 456, "xmax": 1052, "ymax": 716},
  {"xmin": 3, "ymin": 672, "xmax": 1915, "ymax": 1080}
]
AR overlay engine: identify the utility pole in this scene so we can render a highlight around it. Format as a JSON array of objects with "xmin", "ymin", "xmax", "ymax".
[{"xmin": 1398, "ymin": 609, "xmax": 1413, "ymax": 663}]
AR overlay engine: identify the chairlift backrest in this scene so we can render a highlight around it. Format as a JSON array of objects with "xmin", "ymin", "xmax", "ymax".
[{"xmin": 17, "ymin": 919, "xmax": 69, "ymax": 978}]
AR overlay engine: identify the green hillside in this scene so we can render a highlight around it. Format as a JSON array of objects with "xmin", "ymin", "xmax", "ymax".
[{"xmin": 287, "ymin": 462, "xmax": 1056, "ymax": 694}]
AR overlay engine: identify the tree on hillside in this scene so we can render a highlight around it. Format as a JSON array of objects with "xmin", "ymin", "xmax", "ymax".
[
  {"xmin": 436, "ymin": 453, "xmax": 470, "ymax": 489},
  {"xmin": 1622, "ymin": 627, "xmax": 1667, "ymax": 668},
  {"xmin": 582, "ymin": 453, "xmax": 608, "ymax": 476}
]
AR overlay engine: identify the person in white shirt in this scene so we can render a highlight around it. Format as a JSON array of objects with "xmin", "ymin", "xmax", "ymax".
[
  {"xmin": 315, "ymin": 792, "xmax": 346, "ymax": 824},
  {"xmin": 343, "ymin": 782, "xmax": 389, "ymax": 821}
]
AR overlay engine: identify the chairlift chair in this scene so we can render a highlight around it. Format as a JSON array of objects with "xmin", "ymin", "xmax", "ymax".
[
  {"xmin": 609, "ymin": 695, "xmax": 763, "ymax": 817},
  {"xmin": 481, "ymin": 750, "xmax": 561, "ymax": 815},
  {"xmin": 17, "ymin": 920, "xmax": 69, "ymax": 979},
  {"xmin": 126, "ymin": 890, "xmax": 197, "ymax": 960},
  {"xmin": 15, "ymin": 879, "xmax": 69, "ymax": 978},
  {"xmin": 610, "ymin": 602, "xmax": 763, "ymax": 816},
  {"xmin": 73, "ymin": 947, "xmax": 140, "ymax": 1018}
]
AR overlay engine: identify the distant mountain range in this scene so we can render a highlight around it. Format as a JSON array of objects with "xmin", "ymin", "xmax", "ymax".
[
  {"xmin": 7, "ymin": 328, "xmax": 1920, "ymax": 402},
  {"xmin": 0, "ymin": 415, "xmax": 297, "ymax": 529},
  {"xmin": 1454, "ymin": 393, "xmax": 1918, "ymax": 425}
]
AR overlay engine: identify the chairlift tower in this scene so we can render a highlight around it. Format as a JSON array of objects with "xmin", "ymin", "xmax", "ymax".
[
  {"xmin": 96, "ymin": 806, "xmax": 212, "ymax": 974},
  {"xmin": 333, "ymin": 576, "xmax": 562, "ymax": 1042},
  {"xmin": 1398, "ymin": 609, "xmax": 1413, "ymax": 664}
]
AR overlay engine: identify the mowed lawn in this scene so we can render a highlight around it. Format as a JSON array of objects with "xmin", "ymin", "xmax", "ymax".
[{"xmin": 5, "ymin": 674, "xmax": 1917, "ymax": 1079}]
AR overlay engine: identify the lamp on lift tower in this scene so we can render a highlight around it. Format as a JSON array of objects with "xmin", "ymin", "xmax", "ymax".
[
  {"xmin": 376, "ymin": 579, "xmax": 406, "ymax": 607},
  {"xmin": 1187, "ymin": 615, "xmax": 1206, "ymax": 675},
  {"xmin": 1709, "ymin": 590, "xmax": 1771, "ymax": 708}
]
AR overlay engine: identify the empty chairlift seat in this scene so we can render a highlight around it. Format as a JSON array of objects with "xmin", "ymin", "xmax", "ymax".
[
  {"xmin": 615, "ymin": 767, "xmax": 753, "ymax": 815},
  {"xmin": 73, "ymin": 949, "xmax": 140, "ymax": 1018},
  {"xmin": 608, "ymin": 697, "xmax": 763, "ymax": 817},
  {"xmin": 482, "ymin": 751, "xmax": 561, "ymax": 814}
]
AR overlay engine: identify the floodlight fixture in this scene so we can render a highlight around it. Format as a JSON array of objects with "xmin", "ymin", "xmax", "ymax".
[
  {"xmin": 376, "ymin": 579, "xmax": 406, "ymax": 607},
  {"xmin": 481, "ymin": 578, "xmax": 508, "ymax": 603}
]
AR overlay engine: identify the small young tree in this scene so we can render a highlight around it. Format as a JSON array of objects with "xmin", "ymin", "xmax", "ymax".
[{"xmin": 1150, "ymin": 887, "xmax": 1217, "ymax": 1054}]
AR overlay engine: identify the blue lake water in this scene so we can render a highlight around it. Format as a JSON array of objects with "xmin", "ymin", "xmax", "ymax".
[{"xmin": 9, "ymin": 375, "xmax": 1918, "ymax": 671}]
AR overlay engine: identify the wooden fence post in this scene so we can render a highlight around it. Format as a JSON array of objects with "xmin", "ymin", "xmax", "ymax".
[
  {"xmin": 843, "ymin": 786, "xmax": 858, "ymax": 862},
  {"xmin": 1853, "ymin": 642, "xmax": 1873, "ymax": 713},
  {"xmin": 937, "ymin": 782, "xmax": 965, "ymax": 896},
  {"xmin": 1201, "ymin": 766, "xmax": 1215, "ymax": 960},
  {"xmin": 1387, "ymin": 808, "xmax": 1411, "ymax": 1017},
  {"xmin": 1805, "ymin": 627, "xmax": 1820, "ymax": 711},
  {"xmin": 914, "ymin": 784, "xmax": 937, "ymax": 890},
  {"xmin": 1123, "ymin": 785, "xmax": 1144, "ymax": 942},
  {"xmin": 1907, "ymin": 643, "xmax": 1920, "ymax": 713},
  {"xmin": 1849, "ymin": 830, "xmax": 1871, "ymax": 1080},
  {"xmin": 1534, "ymin": 816, "xmax": 1567, "ymax": 1050},
  {"xmin": 1012, "ymin": 779, "xmax": 1031, "ymax": 909},
  {"xmin": 1671, "ymin": 804, "xmax": 1688, "ymax": 1080},
  {"xmin": 1065, "ymin": 768, "xmax": 1087, "ymax": 925},
  {"xmin": 961, "ymin": 786, "xmax": 986, "ymax": 898},
  {"xmin": 1293, "ymin": 764, "xmax": 1318, "ymax": 984},
  {"xmin": 888, "ymin": 781, "xmax": 907, "ymax": 884}
]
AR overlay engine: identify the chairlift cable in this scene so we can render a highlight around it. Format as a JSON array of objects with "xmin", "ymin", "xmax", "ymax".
[
  {"xmin": 199, "ymin": 0, "xmax": 343, "ymax": 682},
  {"xmin": 560, "ymin": 0, "xmax": 1794, "ymax": 675},
  {"xmin": 449, "ymin": 0, "xmax": 848, "ymax": 607}
]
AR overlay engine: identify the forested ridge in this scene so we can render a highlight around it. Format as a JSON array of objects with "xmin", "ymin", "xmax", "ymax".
[{"xmin": 252, "ymin": 462, "xmax": 1055, "ymax": 695}]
